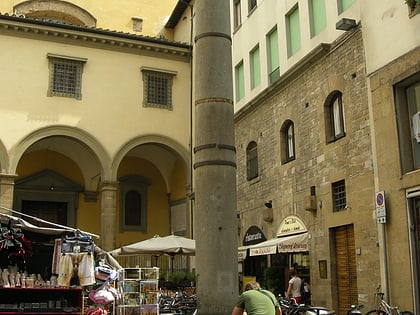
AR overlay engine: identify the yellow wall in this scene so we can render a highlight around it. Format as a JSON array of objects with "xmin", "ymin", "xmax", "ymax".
[
  {"xmin": 116, "ymin": 156, "xmax": 170, "ymax": 247},
  {"xmin": 17, "ymin": 150, "xmax": 84, "ymax": 185},
  {"xmin": 16, "ymin": 150, "xmax": 102, "ymax": 236},
  {"xmin": 0, "ymin": 0, "xmax": 178, "ymax": 37},
  {"xmin": 170, "ymin": 159, "xmax": 188, "ymax": 200}
]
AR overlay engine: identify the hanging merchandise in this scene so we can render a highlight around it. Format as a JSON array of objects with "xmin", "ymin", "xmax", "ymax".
[
  {"xmin": 88, "ymin": 282, "xmax": 119, "ymax": 305},
  {"xmin": 86, "ymin": 280, "xmax": 120, "ymax": 315},
  {"xmin": 86, "ymin": 307, "xmax": 108, "ymax": 315},
  {"xmin": 0, "ymin": 220, "xmax": 33, "ymax": 272},
  {"xmin": 95, "ymin": 265, "xmax": 118, "ymax": 282},
  {"xmin": 57, "ymin": 234, "xmax": 96, "ymax": 287}
]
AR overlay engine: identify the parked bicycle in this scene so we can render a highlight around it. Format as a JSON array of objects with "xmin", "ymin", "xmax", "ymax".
[
  {"xmin": 346, "ymin": 304, "xmax": 363, "ymax": 315},
  {"xmin": 365, "ymin": 285, "xmax": 413, "ymax": 315},
  {"xmin": 278, "ymin": 295, "xmax": 305, "ymax": 315},
  {"xmin": 278, "ymin": 295, "xmax": 335, "ymax": 315}
]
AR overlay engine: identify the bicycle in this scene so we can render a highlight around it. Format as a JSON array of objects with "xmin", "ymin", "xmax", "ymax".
[
  {"xmin": 365, "ymin": 285, "xmax": 414, "ymax": 315},
  {"xmin": 278, "ymin": 295, "xmax": 335, "ymax": 315},
  {"xmin": 278, "ymin": 295, "xmax": 305, "ymax": 315}
]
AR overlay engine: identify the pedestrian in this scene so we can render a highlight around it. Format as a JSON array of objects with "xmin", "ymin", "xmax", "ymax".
[
  {"xmin": 285, "ymin": 268, "xmax": 302, "ymax": 304},
  {"xmin": 231, "ymin": 281, "xmax": 282, "ymax": 315},
  {"xmin": 301, "ymin": 278, "xmax": 311, "ymax": 305}
]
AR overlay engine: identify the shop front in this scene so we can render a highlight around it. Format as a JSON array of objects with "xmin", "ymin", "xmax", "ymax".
[{"xmin": 238, "ymin": 215, "xmax": 309, "ymax": 295}]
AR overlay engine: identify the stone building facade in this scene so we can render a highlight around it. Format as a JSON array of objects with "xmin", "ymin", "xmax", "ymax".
[
  {"xmin": 231, "ymin": 0, "xmax": 419, "ymax": 314},
  {"xmin": 235, "ymin": 28, "xmax": 380, "ymax": 314}
]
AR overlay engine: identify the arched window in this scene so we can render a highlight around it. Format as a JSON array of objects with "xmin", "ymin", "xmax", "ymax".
[
  {"xmin": 125, "ymin": 190, "xmax": 142, "ymax": 226},
  {"xmin": 119, "ymin": 175, "xmax": 150, "ymax": 232},
  {"xmin": 246, "ymin": 141, "xmax": 258, "ymax": 180},
  {"xmin": 325, "ymin": 91, "xmax": 346, "ymax": 142},
  {"xmin": 14, "ymin": 0, "xmax": 96, "ymax": 27},
  {"xmin": 281, "ymin": 120, "xmax": 295, "ymax": 163}
]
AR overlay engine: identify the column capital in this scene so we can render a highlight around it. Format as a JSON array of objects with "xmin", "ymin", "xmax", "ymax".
[
  {"xmin": 99, "ymin": 180, "xmax": 119, "ymax": 192},
  {"xmin": 0, "ymin": 173, "xmax": 17, "ymax": 185}
]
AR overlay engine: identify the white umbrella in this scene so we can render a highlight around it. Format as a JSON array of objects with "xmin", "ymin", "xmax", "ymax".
[
  {"xmin": 111, "ymin": 234, "xmax": 195, "ymax": 256},
  {"xmin": 110, "ymin": 234, "xmax": 195, "ymax": 271}
]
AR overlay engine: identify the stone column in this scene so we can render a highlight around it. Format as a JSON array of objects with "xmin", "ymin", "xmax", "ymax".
[
  {"xmin": 100, "ymin": 181, "xmax": 118, "ymax": 251},
  {"xmin": 0, "ymin": 173, "xmax": 17, "ymax": 212},
  {"xmin": 194, "ymin": 1, "xmax": 238, "ymax": 314}
]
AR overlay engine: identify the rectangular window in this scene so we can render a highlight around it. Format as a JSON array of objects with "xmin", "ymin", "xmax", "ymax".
[
  {"xmin": 47, "ymin": 54, "xmax": 86, "ymax": 100},
  {"xmin": 250, "ymin": 45, "xmax": 261, "ymax": 90},
  {"xmin": 332, "ymin": 180, "xmax": 347, "ymax": 212},
  {"xmin": 287, "ymin": 6, "xmax": 301, "ymax": 57},
  {"xmin": 234, "ymin": 0, "xmax": 242, "ymax": 29},
  {"xmin": 267, "ymin": 27, "xmax": 279, "ymax": 84},
  {"xmin": 338, "ymin": 0, "xmax": 355, "ymax": 14},
  {"xmin": 235, "ymin": 61, "xmax": 245, "ymax": 101},
  {"xmin": 141, "ymin": 68, "xmax": 175, "ymax": 110},
  {"xmin": 394, "ymin": 75, "xmax": 420, "ymax": 173},
  {"xmin": 309, "ymin": 0, "xmax": 327, "ymax": 38},
  {"xmin": 248, "ymin": 0, "xmax": 257, "ymax": 13}
]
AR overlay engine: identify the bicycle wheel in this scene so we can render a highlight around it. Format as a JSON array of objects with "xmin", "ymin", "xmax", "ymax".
[
  {"xmin": 400, "ymin": 312, "xmax": 414, "ymax": 315},
  {"xmin": 365, "ymin": 310, "xmax": 386, "ymax": 315}
]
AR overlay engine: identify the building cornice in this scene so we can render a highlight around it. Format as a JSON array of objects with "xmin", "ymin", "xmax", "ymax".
[{"xmin": 0, "ymin": 13, "xmax": 191, "ymax": 62}]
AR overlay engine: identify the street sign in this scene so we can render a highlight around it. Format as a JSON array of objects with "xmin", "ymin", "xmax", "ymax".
[{"xmin": 375, "ymin": 190, "xmax": 386, "ymax": 224}]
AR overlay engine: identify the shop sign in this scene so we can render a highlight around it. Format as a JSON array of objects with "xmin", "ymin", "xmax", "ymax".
[
  {"xmin": 243, "ymin": 225, "xmax": 267, "ymax": 246},
  {"xmin": 277, "ymin": 233, "xmax": 309, "ymax": 253},
  {"xmin": 278, "ymin": 241, "xmax": 308, "ymax": 252},
  {"xmin": 277, "ymin": 215, "xmax": 307, "ymax": 237},
  {"xmin": 250, "ymin": 245, "xmax": 277, "ymax": 256}
]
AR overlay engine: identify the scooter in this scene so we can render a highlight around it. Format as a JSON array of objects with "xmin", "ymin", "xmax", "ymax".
[{"xmin": 346, "ymin": 304, "xmax": 364, "ymax": 315}]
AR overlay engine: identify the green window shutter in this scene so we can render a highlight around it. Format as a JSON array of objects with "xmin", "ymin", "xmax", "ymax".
[
  {"xmin": 288, "ymin": 7, "xmax": 301, "ymax": 57},
  {"xmin": 339, "ymin": 0, "xmax": 355, "ymax": 13},
  {"xmin": 236, "ymin": 62, "xmax": 245, "ymax": 101},
  {"xmin": 250, "ymin": 46, "xmax": 260, "ymax": 89},
  {"xmin": 268, "ymin": 28, "xmax": 279, "ymax": 72},
  {"xmin": 310, "ymin": 0, "xmax": 326, "ymax": 37}
]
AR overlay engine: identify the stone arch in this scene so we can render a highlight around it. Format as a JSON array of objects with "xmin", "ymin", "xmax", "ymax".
[
  {"xmin": 9, "ymin": 125, "xmax": 111, "ymax": 190},
  {"xmin": 14, "ymin": 0, "xmax": 97, "ymax": 27},
  {"xmin": 112, "ymin": 134, "xmax": 190, "ymax": 192}
]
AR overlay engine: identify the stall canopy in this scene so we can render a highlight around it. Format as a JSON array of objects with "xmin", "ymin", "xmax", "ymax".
[{"xmin": 239, "ymin": 232, "xmax": 309, "ymax": 258}]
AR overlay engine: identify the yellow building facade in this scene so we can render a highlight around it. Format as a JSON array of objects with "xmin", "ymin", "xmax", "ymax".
[{"xmin": 0, "ymin": 0, "xmax": 192, "ymax": 272}]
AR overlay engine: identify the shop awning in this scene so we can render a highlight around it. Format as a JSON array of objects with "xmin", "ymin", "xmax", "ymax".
[{"xmin": 244, "ymin": 232, "xmax": 309, "ymax": 257}]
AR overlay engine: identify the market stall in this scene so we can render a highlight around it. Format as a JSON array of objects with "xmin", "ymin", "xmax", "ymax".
[{"xmin": 0, "ymin": 206, "xmax": 120, "ymax": 315}]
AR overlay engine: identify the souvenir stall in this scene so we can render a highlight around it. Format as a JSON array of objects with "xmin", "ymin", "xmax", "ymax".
[{"xmin": 0, "ymin": 206, "xmax": 120, "ymax": 315}]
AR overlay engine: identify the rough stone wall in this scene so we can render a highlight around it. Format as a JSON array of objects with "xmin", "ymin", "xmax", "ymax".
[{"xmin": 235, "ymin": 29, "xmax": 380, "ymax": 310}]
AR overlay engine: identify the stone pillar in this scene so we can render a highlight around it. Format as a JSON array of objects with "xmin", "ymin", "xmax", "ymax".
[
  {"xmin": 100, "ymin": 181, "xmax": 118, "ymax": 251},
  {"xmin": 194, "ymin": 1, "xmax": 238, "ymax": 314},
  {"xmin": 0, "ymin": 174, "xmax": 17, "ymax": 212}
]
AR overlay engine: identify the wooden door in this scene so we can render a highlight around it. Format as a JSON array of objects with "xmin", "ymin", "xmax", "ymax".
[{"xmin": 335, "ymin": 225, "xmax": 358, "ymax": 315}]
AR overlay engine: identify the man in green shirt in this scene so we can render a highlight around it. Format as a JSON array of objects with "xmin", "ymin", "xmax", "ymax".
[{"xmin": 231, "ymin": 281, "xmax": 282, "ymax": 315}]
